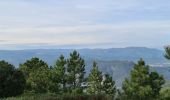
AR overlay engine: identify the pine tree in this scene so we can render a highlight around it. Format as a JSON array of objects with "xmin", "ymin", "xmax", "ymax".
[
  {"xmin": 53, "ymin": 55, "xmax": 67, "ymax": 93},
  {"xmin": 102, "ymin": 74, "xmax": 116, "ymax": 96},
  {"xmin": 87, "ymin": 61, "xmax": 103, "ymax": 94},
  {"xmin": 67, "ymin": 50, "xmax": 85, "ymax": 93},
  {"xmin": 122, "ymin": 59, "xmax": 165, "ymax": 100}
]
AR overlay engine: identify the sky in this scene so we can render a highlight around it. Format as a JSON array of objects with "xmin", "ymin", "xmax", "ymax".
[{"xmin": 0, "ymin": 0, "xmax": 170, "ymax": 50}]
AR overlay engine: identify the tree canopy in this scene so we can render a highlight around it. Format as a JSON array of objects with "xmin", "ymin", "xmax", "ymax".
[
  {"xmin": 0, "ymin": 60, "xmax": 25, "ymax": 97},
  {"xmin": 122, "ymin": 59, "xmax": 165, "ymax": 100},
  {"xmin": 0, "ymin": 50, "xmax": 168, "ymax": 100},
  {"xmin": 67, "ymin": 50, "xmax": 85, "ymax": 93}
]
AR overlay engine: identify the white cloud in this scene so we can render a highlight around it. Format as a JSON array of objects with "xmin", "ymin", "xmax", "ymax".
[
  {"xmin": 0, "ymin": 20, "xmax": 170, "ymax": 49},
  {"xmin": 0, "ymin": 0, "xmax": 170, "ymax": 49}
]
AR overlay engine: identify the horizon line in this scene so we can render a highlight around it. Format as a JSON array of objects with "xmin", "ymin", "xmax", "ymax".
[{"xmin": 0, "ymin": 46, "xmax": 164, "ymax": 51}]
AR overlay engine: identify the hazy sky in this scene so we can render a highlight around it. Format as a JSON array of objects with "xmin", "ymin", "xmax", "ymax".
[{"xmin": 0, "ymin": 0, "xmax": 170, "ymax": 49}]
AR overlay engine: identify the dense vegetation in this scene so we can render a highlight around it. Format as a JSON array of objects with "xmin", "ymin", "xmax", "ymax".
[
  {"xmin": 0, "ymin": 61, "xmax": 25, "ymax": 98},
  {"xmin": 0, "ymin": 46, "xmax": 170, "ymax": 100}
]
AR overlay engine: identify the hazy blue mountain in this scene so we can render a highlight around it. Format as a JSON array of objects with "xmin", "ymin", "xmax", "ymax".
[
  {"xmin": 0, "ymin": 47, "xmax": 167, "ymax": 66},
  {"xmin": 0, "ymin": 47, "xmax": 169, "ymax": 86}
]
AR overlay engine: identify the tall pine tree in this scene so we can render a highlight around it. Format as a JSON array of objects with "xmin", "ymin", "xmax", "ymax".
[
  {"xmin": 67, "ymin": 50, "xmax": 85, "ymax": 93},
  {"xmin": 122, "ymin": 59, "xmax": 165, "ymax": 100},
  {"xmin": 53, "ymin": 55, "xmax": 67, "ymax": 93},
  {"xmin": 87, "ymin": 61, "xmax": 103, "ymax": 94}
]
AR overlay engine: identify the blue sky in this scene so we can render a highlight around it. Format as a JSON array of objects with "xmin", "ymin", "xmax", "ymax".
[{"xmin": 0, "ymin": 0, "xmax": 170, "ymax": 49}]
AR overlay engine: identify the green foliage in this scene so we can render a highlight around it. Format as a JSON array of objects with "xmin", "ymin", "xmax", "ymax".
[
  {"xmin": 27, "ymin": 67, "xmax": 53, "ymax": 93},
  {"xmin": 160, "ymin": 87, "xmax": 170, "ymax": 100},
  {"xmin": 19, "ymin": 57, "xmax": 48, "ymax": 78},
  {"xmin": 1, "ymin": 50, "xmax": 167, "ymax": 99},
  {"xmin": 52, "ymin": 55, "xmax": 67, "ymax": 93},
  {"xmin": 161, "ymin": 46, "xmax": 170, "ymax": 100},
  {"xmin": 0, "ymin": 60, "xmax": 26, "ymax": 98},
  {"xmin": 67, "ymin": 50, "xmax": 85, "ymax": 93},
  {"xmin": 164, "ymin": 46, "xmax": 170, "ymax": 60},
  {"xmin": 87, "ymin": 62, "xmax": 103, "ymax": 94},
  {"xmin": 87, "ymin": 62, "xmax": 116, "ymax": 97},
  {"xmin": 19, "ymin": 57, "xmax": 52, "ymax": 93},
  {"xmin": 122, "ymin": 59, "xmax": 165, "ymax": 100},
  {"xmin": 102, "ymin": 74, "xmax": 116, "ymax": 96},
  {"xmin": 20, "ymin": 57, "xmax": 48, "ymax": 69},
  {"xmin": 149, "ymin": 72, "xmax": 165, "ymax": 97}
]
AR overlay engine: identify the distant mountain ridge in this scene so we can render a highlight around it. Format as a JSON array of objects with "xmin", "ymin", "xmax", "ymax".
[{"xmin": 0, "ymin": 47, "xmax": 167, "ymax": 66}]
